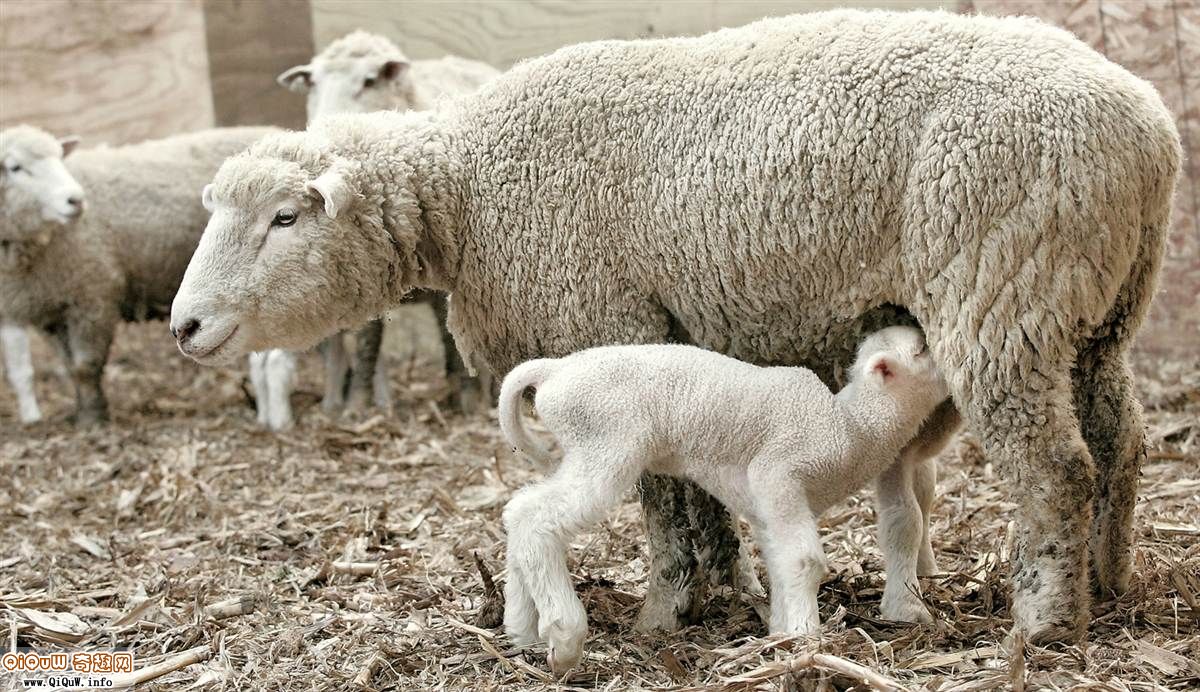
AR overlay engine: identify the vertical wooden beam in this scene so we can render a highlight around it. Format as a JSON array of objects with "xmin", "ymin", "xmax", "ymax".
[{"xmin": 202, "ymin": 0, "xmax": 314, "ymax": 130}]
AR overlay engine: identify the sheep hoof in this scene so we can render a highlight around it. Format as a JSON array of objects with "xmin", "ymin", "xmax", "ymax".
[
  {"xmin": 547, "ymin": 637, "xmax": 583, "ymax": 677},
  {"xmin": 71, "ymin": 408, "xmax": 108, "ymax": 427},
  {"xmin": 880, "ymin": 595, "xmax": 934, "ymax": 624},
  {"xmin": 633, "ymin": 601, "xmax": 680, "ymax": 633}
]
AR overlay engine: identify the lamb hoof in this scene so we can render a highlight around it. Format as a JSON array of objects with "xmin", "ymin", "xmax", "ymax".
[
  {"xmin": 917, "ymin": 553, "xmax": 938, "ymax": 578},
  {"xmin": 18, "ymin": 408, "xmax": 42, "ymax": 425},
  {"xmin": 880, "ymin": 596, "xmax": 934, "ymax": 624},
  {"xmin": 547, "ymin": 637, "xmax": 583, "ymax": 677}
]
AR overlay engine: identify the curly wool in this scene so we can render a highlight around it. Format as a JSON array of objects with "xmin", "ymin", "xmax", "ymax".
[{"xmin": 189, "ymin": 8, "xmax": 1180, "ymax": 641}]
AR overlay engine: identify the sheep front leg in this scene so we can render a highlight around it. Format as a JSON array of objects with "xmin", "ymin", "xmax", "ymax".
[
  {"xmin": 1, "ymin": 323, "xmax": 41, "ymax": 424},
  {"xmin": 755, "ymin": 511, "xmax": 826, "ymax": 634},
  {"xmin": 426, "ymin": 290, "xmax": 486, "ymax": 413},
  {"xmin": 56, "ymin": 319, "xmax": 112, "ymax": 425},
  {"xmin": 875, "ymin": 454, "xmax": 934, "ymax": 623},
  {"xmin": 636, "ymin": 474, "xmax": 699, "ymax": 632},
  {"xmin": 248, "ymin": 352, "xmax": 271, "ymax": 426},
  {"xmin": 913, "ymin": 455, "xmax": 938, "ymax": 576},
  {"xmin": 318, "ymin": 333, "xmax": 349, "ymax": 413},
  {"xmin": 346, "ymin": 319, "xmax": 387, "ymax": 413}
]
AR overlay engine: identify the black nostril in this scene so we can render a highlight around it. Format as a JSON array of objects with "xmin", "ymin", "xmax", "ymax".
[
  {"xmin": 67, "ymin": 196, "xmax": 83, "ymax": 209},
  {"xmin": 173, "ymin": 318, "xmax": 200, "ymax": 342}
]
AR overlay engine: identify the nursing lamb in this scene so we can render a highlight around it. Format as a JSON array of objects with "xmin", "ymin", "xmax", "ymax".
[
  {"xmin": 171, "ymin": 11, "xmax": 1180, "ymax": 642},
  {"xmin": 500, "ymin": 327, "xmax": 951, "ymax": 673}
]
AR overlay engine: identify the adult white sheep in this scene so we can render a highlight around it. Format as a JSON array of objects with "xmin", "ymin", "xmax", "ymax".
[
  {"xmin": 251, "ymin": 31, "xmax": 502, "ymax": 429},
  {"xmin": 171, "ymin": 10, "xmax": 1181, "ymax": 644},
  {"xmin": 499, "ymin": 327, "xmax": 952, "ymax": 673},
  {"xmin": 0, "ymin": 124, "xmax": 275, "ymax": 424}
]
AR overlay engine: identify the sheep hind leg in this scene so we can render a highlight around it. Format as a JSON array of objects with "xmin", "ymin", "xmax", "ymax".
[
  {"xmin": 755, "ymin": 509, "xmax": 826, "ymax": 634},
  {"xmin": 1073, "ymin": 342, "xmax": 1143, "ymax": 597},
  {"xmin": 503, "ymin": 448, "xmax": 641, "ymax": 675},
  {"xmin": 687, "ymin": 482, "xmax": 758, "ymax": 602},
  {"xmin": 972, "ymin": 380, "xmax": 1094, "ymax": 644},
  {"xmin": 635, "ymin": 474, "xmax": 699, "ymax": 632},
  {"xmin": 248, "ymin": 352, "xmax": 271, "ymax": 426}
]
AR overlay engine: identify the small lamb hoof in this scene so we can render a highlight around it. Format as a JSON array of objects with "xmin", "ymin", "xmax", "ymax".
[
  {"xmin": 880, "ymin": 596, "xmax": 934, "ymax": 624},
  {"xmin": 71, "ymin": 409, "xmax": 108, "ymax": 426},
  {"xmin": 547, "ymin": 641, "xmax": 582, "ymax": 677}
]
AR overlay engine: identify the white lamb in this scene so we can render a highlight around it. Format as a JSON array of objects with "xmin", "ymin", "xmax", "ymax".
[{"xmin": 498, "ymin": 326, "xmax": 951, "ymax": 674}]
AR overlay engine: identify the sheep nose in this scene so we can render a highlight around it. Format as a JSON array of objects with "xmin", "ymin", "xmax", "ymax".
[
  {"xmin": 172, "ymin": 318, "xmax": 201, "ymax": 344},
  {"xmin": 64, "ymin": 195, "xmax": 84, "ymax": 216}
]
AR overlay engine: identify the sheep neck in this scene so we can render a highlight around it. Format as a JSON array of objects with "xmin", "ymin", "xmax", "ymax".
[{"xmin": 830, "ymin": 380, "xmax": 930, "ymax": 492}]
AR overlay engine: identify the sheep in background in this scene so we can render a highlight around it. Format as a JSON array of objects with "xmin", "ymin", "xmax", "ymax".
[
  {"xmin": 498, "ymin": 327, "xmax": 953, "ymax": 673},
  {"xmin": 1, "ymin": 127, "xmax": 83, "ymax": 424},
  {"xmin": 171, "ymin": 10, "xmax": 1180, "ymax": 643},
  {"xmin": 0, "ymin": 124, "xmax": 275, "ymax": 424},
  {"xmin": 251, "ymin": 30, "xmax": 501, "ymax": 430}
]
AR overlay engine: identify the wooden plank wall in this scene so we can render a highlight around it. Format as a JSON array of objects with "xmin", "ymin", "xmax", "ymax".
[
  {"xmin": 310, "ymin": 0, "xmax": 950, "ymax": 67},
  {"xmin": 0, "ymin": 0, "xmax": 214, "ymax": 146},
  {"xmin": 203, "ymin": 0, "xmax": 314, "ymax": 131}
]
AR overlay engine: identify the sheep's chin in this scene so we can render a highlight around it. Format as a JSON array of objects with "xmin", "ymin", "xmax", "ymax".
[{"xmin": 181, "ymin": 322, "xmax": 246, "ymax": 366}]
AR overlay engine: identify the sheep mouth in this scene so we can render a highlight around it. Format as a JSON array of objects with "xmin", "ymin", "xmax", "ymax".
[{"xmin": 191, "ymin": 324, "xmax": 240, "ymax": 361}]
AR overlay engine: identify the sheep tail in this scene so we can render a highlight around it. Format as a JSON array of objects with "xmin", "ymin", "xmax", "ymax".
[{"xmin": 498, "ymin": 358, "xmax": 558, "ymax": 470}]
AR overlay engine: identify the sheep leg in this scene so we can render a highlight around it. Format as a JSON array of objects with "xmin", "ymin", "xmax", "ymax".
[
  {"xmin": 755, "ymin": 510, "xmax": 826, "ymax": 634},
  {"xmin": 264, "ymin": 350, "xmax": 296, "ymax": 430},
  {"xmin": 56, "ymin": 319, "xmax": 111, "ymax": 425},
  {"xmin": 346, "ymin": 319, "xmax": 386, "ymax": 412},
  {"xmin": 686, "ymin": 481, "xmax": 752, "ymax": 599},
  {"xmin": 635, "ymin": 474, "xmax": 699, "ymax": 632},
  {"xmin": 318, "ymin": 333, "xmax": 349, "ymax": 413},
  {"xmin": 971, "ymin": 380, "xmax": 1094, "ymax": 644},
  {"xmin": 875, "ymin": 453, "xmax": 934, "ymax": 623},
  {"xmin": 427, "ymin": 290, "xmax": 485, "ymax": 414},
  {"xmin": 1073, "ymin": 343, "xmax": 1142, "ymax": 597},
  {"xmin": 248, "ymin": 352, "xmax": 271, "ymax": 426},
  {"xmin": 503, "ymin": 448, "xmax": 639, "ymax": 675},
  {"xmin": 1, "ymin": 323, "xmax": 42, "ymax": 424},
  {"xmin": 913, "ymin": 455, "xmax": 938, "ymax": 576}
]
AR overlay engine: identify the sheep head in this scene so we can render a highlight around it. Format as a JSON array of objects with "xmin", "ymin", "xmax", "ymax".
[
  {"xmin": 277, "ymin": 30, "xmax": 414, "ymax": 123},
  {"xmin": 171, "ymin": 131, "xmax": 408, "ymax": 365},
  {"xmin": 0, "ymin": 125, "xmax": 85, "ymax": 240},
  {"xmin": 849, "ymin": 325, "xmax": 949, "ymax": 416}
]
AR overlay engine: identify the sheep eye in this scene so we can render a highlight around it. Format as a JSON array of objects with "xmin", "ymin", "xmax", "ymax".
[
  {"xmin": 6, "ymin": 164, "xmax": 22, "ymax": 174},
  {"xmin": 363, "ymin": 77, "xmax": 377, "ymax": 89},
  {"xmin": 272, "ymin": 209, "xmax": 297, "ymax": 227}
]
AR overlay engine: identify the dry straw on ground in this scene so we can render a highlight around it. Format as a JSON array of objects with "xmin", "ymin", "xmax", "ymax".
[{"xmin": 1, "ymin": 316, "xmax": 1197, "ymax": 690}]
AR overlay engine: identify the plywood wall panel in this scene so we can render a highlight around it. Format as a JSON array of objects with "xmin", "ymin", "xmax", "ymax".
[
  {"xmin": 0, "ymin": 0, "xmax": 214, "ymax": 146},
  {"xmin": 202, "ymin": 0, "xmax": 314, "ymax": 130},
  {"xmin": 310, "ymin": 0, "xmax": 947, "ymax": 67}
]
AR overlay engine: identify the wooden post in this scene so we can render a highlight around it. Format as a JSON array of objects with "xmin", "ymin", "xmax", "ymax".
[{"xmin": 202, "ymin": 0, "xmax": 314, "ymax": 129}]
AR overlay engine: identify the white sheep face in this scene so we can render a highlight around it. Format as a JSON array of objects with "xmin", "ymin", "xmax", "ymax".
[
  {"xmin": 0, "ymin": 127, "xmax": 85, "ymax": 236},
  {"xmin": 278, "ymin": 57, "xmax": 413, "ymax": 122},
  {"xmin": 171, "ymin": 153, "xmax": 372, "ymax": 365}
]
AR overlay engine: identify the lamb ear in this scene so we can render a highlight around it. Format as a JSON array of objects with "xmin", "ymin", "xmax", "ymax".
[
  {"xmin": 866, "ymin": 353, "xmax": 895, "ymax": 382},
  {"xmin": 379, "ymin": 59, "xmax": 410, "ymax": 81},
  {"xmin": 305, "ymin": 165, "xmax": 354, "ymax": 219},
  {"xmin": 59, "ymin": 136, "xmax": 80, "ymax": 157},
  {"xmin": 277, "ymin": 64, "xmax": 314, "ymax": 92},
  {"xmin": 201, "ymin": 184, "xmax": 215, "ymax": 212}
]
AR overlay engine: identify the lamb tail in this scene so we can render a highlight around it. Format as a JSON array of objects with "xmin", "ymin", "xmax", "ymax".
[{"xmin": 497, "ymin": 358, "xmax": 558, "ymax": 470}]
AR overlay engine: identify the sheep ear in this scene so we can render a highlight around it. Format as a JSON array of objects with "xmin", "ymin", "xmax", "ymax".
[
  {"xmin": 201, "ymin": 184, "xmax": 215, "ymax": 213},
  {"xmin": 866, "ymin": 354, "xmax": 895, "ymax": 382},
  {"xmin": 306, "ymin": 167, "xmax": 353, "ymax": 219},
  {"xmin": 277, "ymin": 64, "xmax": 314, "ymax": 92},
  {"xmin": 379, "ymin": 59, "xmax": 410, "ymax": 82},
  {"xmin": 59, "ymin": 136, "xmax": 80, "ymax": 157}
]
